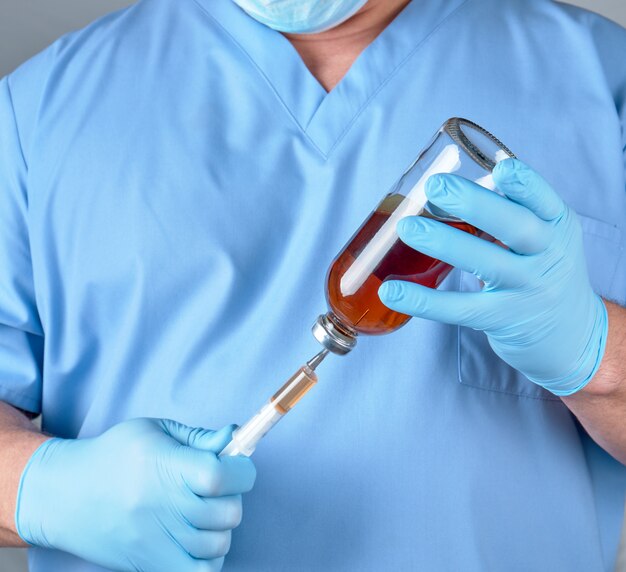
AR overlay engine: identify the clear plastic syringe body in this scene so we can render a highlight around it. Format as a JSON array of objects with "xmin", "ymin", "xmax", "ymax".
[{"xmin": 219, "ymin": 349, "xmax": 328, "ymax": 457}]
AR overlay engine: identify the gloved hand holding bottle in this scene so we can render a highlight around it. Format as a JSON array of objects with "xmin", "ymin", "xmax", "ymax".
[
  {"xmin": 15, "ymin": 419, "xmax": 256, "ymax": 572},
  {"xmin": 378, "ymin": 158, "xmax": 608, "ymax": 396}
]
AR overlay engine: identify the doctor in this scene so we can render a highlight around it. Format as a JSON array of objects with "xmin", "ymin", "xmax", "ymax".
[{"xmin": 0, "ymin": 0, "xmax": 625, "ymax": 570}]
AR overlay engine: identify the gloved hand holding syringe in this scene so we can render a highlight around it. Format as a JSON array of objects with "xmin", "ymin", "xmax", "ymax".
[{"xmin": 220, "ymin": 348, "xmax": 330, "ymax": 457}]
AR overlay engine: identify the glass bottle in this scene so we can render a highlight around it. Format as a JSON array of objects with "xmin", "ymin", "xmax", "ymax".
[{"xmin": 312, "ymin": 117, "xmax": 515, "ymax": 355}]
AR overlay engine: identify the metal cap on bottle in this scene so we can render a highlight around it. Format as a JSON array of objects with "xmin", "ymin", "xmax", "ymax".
[
  {"xmin": 312, "ymin": 313, "xmax": 357, "ymax": 355},
  {"xmin": 443, "ymin": 117, "xmax": 516, "ymax": 171}
]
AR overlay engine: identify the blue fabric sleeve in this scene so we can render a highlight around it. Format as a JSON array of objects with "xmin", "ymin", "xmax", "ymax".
[
  {"xmin": 0, "ymin": 76, "xmax": 43, "ymax": 413},
  {"xmin": 580, "ymin": 9, "xmax": 626, "ymax": 306},
  {"xmin": 591, "ymin": 17, "xmax": 626, "ymax": 158},
  {"xmin": 558, "ymin": 3, "xmax": 626, "ymax": 162}
]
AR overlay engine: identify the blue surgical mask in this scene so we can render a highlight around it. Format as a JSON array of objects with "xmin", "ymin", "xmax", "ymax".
[{"xmin": 232, "ymin": 0, "xmax": 370, "ymax": 34}]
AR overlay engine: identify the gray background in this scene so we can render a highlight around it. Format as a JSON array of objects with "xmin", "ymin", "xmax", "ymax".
[{"xmin": 0, "ymin": 0, "xmax": 625, "ymax": 571}]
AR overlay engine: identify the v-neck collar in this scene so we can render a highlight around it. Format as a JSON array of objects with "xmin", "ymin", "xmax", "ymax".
[{"xmin": 193, "ymin": 0, "xmax": 470, "ymax": 158}]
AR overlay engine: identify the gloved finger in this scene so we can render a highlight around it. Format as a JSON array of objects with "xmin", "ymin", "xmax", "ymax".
[
  {"xmin": 397, "ymin": 216, "xmax": 525, "ymax": 288},
  {"xmin": 178, "ymin": 530, "xmax": 232, "ymax": 560},
  {"xmin": 179, "ymin": 555, "xmax": 225, "ymax": 572},
  {"xmin": 182, "ymin": 494, "xmax": 243, "ymax": 531},
  {"xmin": 425, "ymin": 173, "xmax": 552, "ymax": 254},
  {"xmin": 378, "ymin": 280, "xmax": 492, "ymax": 330},
  {"xmin": 192, "ymin": 557, "xmax": 225, "ymax": 572},
  {"xmin": 492, "ymin": 158, "xmax": 565, "ymax": 221},
  {"xmin": 161, "ymin": 421, "xmax": 237, "ymax": 453},
  {"xmin": 178, "ymin": 451, "xmax": 257, "ymax": 497},
  {"xmin": 135, "ymin": 542, "xmax": 223, "ymax": 572}
]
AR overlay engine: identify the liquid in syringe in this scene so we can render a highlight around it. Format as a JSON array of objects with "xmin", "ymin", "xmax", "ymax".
[{"xmin": 219, "ymin": 349, "xmax": 329, "ymax": 458}]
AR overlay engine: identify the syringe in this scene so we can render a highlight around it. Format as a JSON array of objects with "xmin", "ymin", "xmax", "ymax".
[{"xmin": 219, "ymin": 349, "xmax": 329, "ymax": 457}]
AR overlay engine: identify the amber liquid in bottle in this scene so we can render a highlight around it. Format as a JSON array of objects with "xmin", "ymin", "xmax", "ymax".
[{"xmin": 326, "ymin": 195, "xmax": 480, "ymax": 335}]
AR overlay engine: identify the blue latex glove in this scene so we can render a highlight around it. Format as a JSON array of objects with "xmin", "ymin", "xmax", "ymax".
[
  {"xmin": 378, "ymin": 159, "xmax": 608, "ymax": 396},
  {"xmin": 15, "ymin": 419, "xmax": 256, "ymax": 571}
]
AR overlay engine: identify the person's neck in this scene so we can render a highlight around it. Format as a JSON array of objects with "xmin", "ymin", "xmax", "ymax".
[{"xmin": 283, "ymin": 0, "xmax": 411, "ymax": 92}]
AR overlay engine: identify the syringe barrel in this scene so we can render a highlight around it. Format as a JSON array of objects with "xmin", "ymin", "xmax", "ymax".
[
  {"xmin": 270, "ymin": 364, "xmax": 317, "ymax": 414},
  {"xmin": 219, "ymin": 365, "xmax": 318, "ymax": 458},
  {"xmin": 219, "ymin": 402, "xmax": 283, "ymax": 457}
]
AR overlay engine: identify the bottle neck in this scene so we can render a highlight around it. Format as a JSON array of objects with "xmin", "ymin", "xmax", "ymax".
[{"xmin": 311, "ymin": 312, "xmax": 358, "ymax": 355}]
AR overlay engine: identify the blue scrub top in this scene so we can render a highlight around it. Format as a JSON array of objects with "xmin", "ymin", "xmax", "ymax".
[{"xmin": 1, "ymin": 0, "xmax": 625, "ymax": 570}]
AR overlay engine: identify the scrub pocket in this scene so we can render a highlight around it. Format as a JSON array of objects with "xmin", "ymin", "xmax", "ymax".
[{"xmin": 457, "ymin": 213, "xmax": 622, "ymax": 400}]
